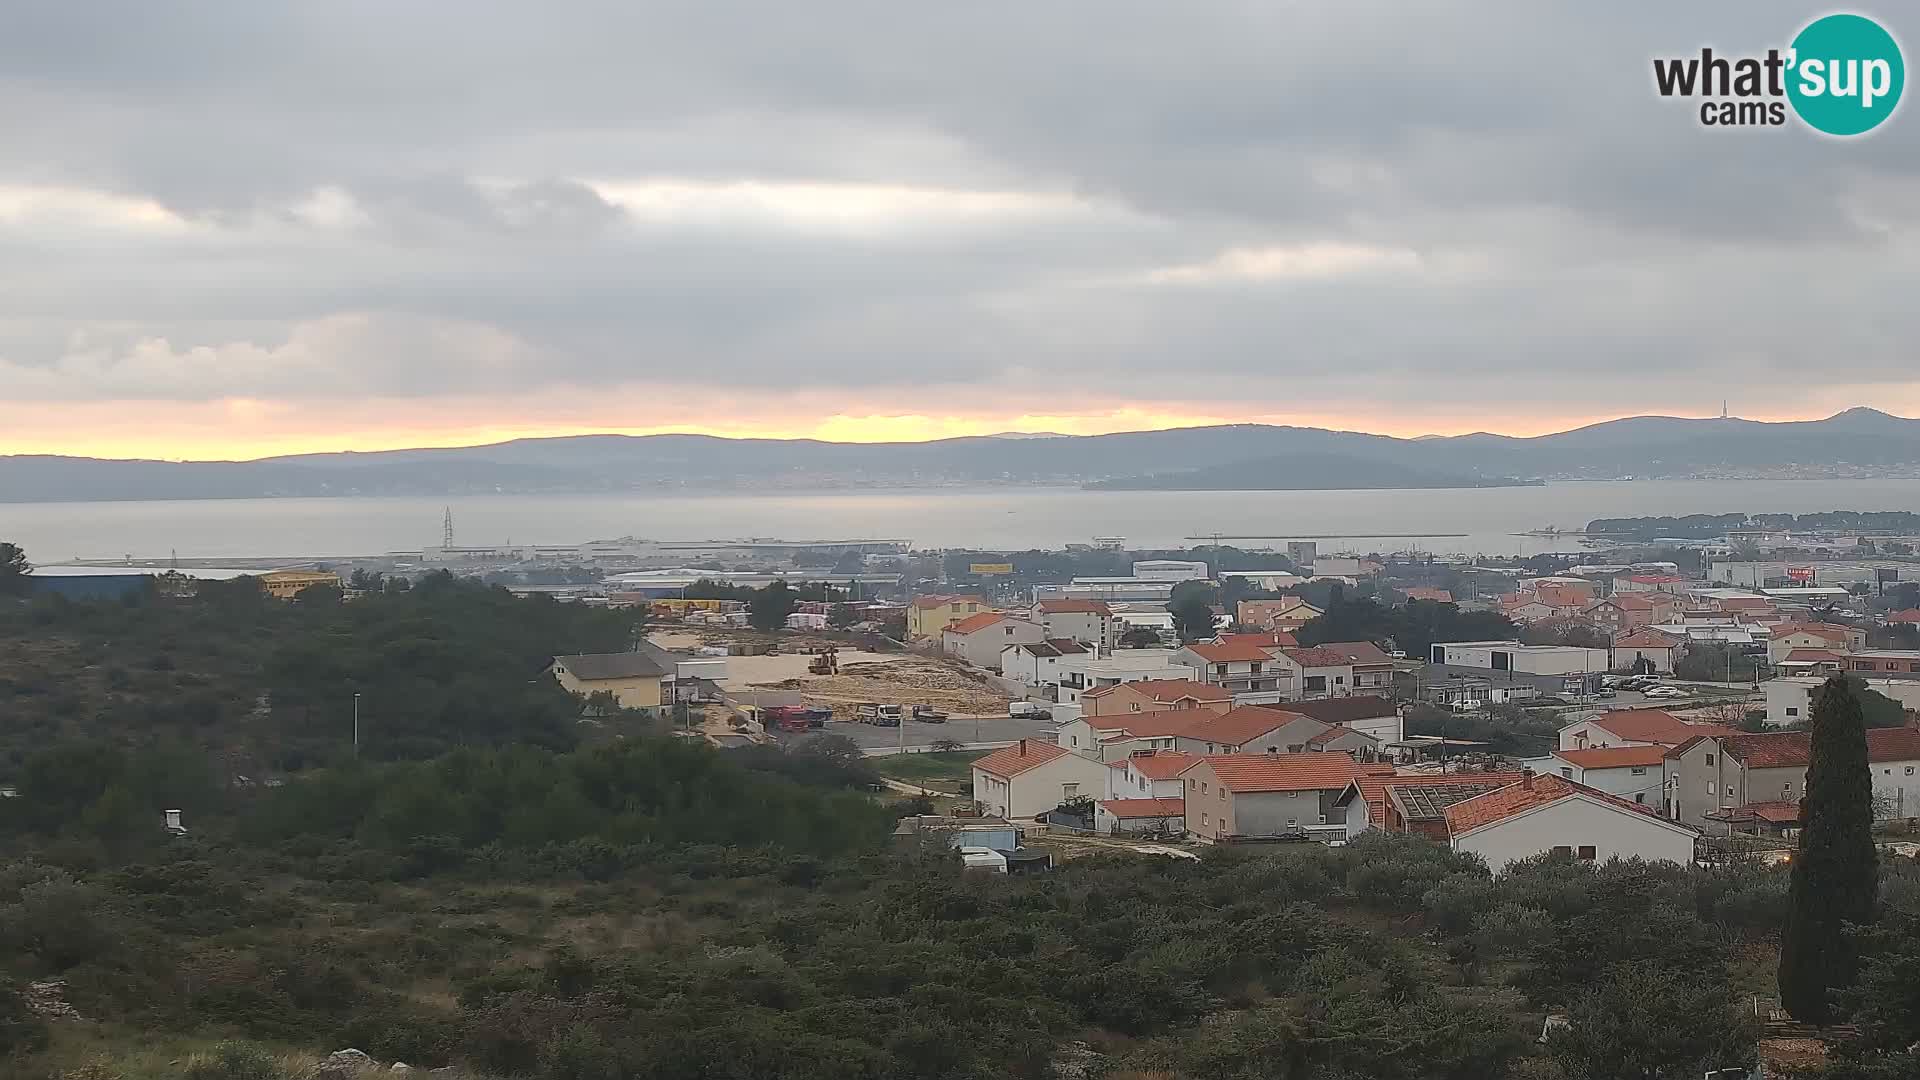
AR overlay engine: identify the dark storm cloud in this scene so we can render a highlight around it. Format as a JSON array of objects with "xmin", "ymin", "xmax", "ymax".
[{"xmin": 2, "ymin": 1, "xmax": 1918, "ymax": 416}]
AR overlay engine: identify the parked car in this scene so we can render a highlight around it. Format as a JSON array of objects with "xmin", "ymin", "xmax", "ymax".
[{"xmin": 1644, "ymin": 686, "xmax": 1686, "ymax": 699}]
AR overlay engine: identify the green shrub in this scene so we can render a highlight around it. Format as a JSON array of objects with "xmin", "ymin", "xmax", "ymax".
[{"xmin": 182, "ymin": 1040, "xmax": 283, "ymax": 1080}]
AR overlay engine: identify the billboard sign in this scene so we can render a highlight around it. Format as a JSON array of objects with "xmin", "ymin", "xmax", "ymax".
[
  {"xmin": 1787, "ymin": 566, "xmax": 1816, "ymax": 582},
  {"xmin": 969, "ymin": 562, "xmax": 1014, "ymax": 575}
]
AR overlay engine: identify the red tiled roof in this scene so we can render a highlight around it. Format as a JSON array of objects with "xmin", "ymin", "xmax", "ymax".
[
  {"xmin": 972, "ymin": 739, "xmax": 1071, "ymax": 778},
  {"xmin": 1219, "ymin": 630, "xmax": 1299, "ymax": 648},
  {"xmin": 944, "ymin": 612, "xmax": 1007, "ymax": 635},
  {"xmin": 1306, "ymin": 724, "xmax": 1368, "ymax": 748},
  {"xmin": 1313, "ymin": 641, "xmax": 1395, "ymax": 666},
  {"xmin": 1344, "ymin": 770, "xmax": 1527, "ymax": 829},
  {"xmin": 1183, "ymin": 706, "xmax": 1310, "ymax": 748},
  {"xmin": 1781, "ymin": 648, "xmax": 1846, "ymax": 664},
  {"xmin": 1868, "ymin": 727, "xmax": 1920, "ymax": 762},
  {"xmin": 1124, "ymin": 749, "xmax": 1201, "ymax": 779},
  {"xmin": 1035, "ymin": 599, "xmax": 1114, "ymax": 615},
  {"xmin": 1614, "ymin": 630, "xmax": 1679, "ymax": 648},
  {"xmin": 1082, "ymin": 678, "xmax": 1230, "ymax": 703},
  {"xmin": 1712, "ymin": 728, "xmax": 1920, "ymax": 769},
  {"xmin": 1740, "ymin": 801, "xmax": 1802, "ymax": 824},
  {"xmin": 1189, "ymin": 752, "xmax": 1358, "ymax": 793},
  {"xmin": 1889, "ymin": 609, "xmax": 1920, "ymax": 625},
  {"xmin": 1596, "ymin": 594, "xmax": 1659, "ymax": 611},
  {"xmin": 1260, "ymin": 695, "xmax": 1398, "ymax": 726},
  {"xmin": 1443, "ymin": 772, "xmax": 1672, "ymax": 836},
  {"xmin": 1773, "ymin": 623, "xmax": 1855, "ymax": 641},
  {"xmin": 1553, "ymin": 745, "xmax": 1669, "ymax": 769},
  {"xmin": 1588, "ymin": 709, "xmax": 1736, "ymax": 746},
  {"xmin": 1402, "ymin": 587, "xmax": 1453, "ymax": 603},
  {"xmin": 1627, "ymin": 574, "xmax": 1687, "ymax": 585},
  {"xmin": 1184, "ymin": 640, "xmax": 1280, "ymax": 662},
  {"xmin": 1097, "ymin": 797, "xmax": 1185, "ymax": 819},
  {"xmin": 1089, "ymin": 707, "xmax": 1217, "ymax": 739},
  {"xmin": 1283, "ymin": 646, "xmax": 1355, "ymax": 667}
]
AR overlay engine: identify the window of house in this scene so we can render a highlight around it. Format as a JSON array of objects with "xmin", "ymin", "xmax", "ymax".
[
  {"xmin": 1786, "ymin": 783, "xmax": 1794, "ymax": 793},
  {"xmin": 1634, "ymin": 793, "xmax": 1645, "ymax": 804},
  {"xmin": 1336, "ymin": 675, "xmax": 1345, "ymax": 685},
  {"xmin": 1130, "ymin": 703, "xmax": 1141, "ymax": 712},
  {"xmin": 1786, "ymin": 707, "xmax": 1799, "ymax": 717},
  {"xmin": 1705, "ymin": 753, "xmax": 1715, "ymax": 765},
  {"xmin": 1577, "ymin": 845, "xmax": 1597, "ymax": 861},
  {"xmin": 1706, "ymin": 781, "xmax": 1715, "ymax": 795},
  {"xmin": 1266, "ymin": 746, "xmax": 1278, "ymax": 754},
  {"xmin": 1201, "ymin": 812, "xmax": 1209, "ymax": 826},
  {"xmin": 1201, "ymin": 782, "xmax": 1208, "ymax": 794},
  {"xmin": 1908, "ymin": 766, "xmax": 1916, "ymax": 776},
  {"xmin": 1630, "ymin": 767, "xmax": 1646, "ymax": 775},
  {"xmin": 1559, "ymin": 767, "xmax": 1573, "ymax": 779},
  {"xmin": 1218, "ymin": 789, "xmax": 1225, "ymax": 802},
  {"xmin": 1551, "ymin": 845, "xmax": 1572, "ymax": 856},
  {"xmin": 1286, "ymin": 818, "xmax": 1297, "ymax": 827}
]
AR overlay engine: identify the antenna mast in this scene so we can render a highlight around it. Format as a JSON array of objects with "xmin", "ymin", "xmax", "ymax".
[{"xmin": 443, "ymin": 507, "xmax": 455, "ymax": 549}]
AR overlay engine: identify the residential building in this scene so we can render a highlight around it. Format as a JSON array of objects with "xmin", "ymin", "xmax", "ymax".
[
  {"xmin": 1584, "ymin": 594, "xmax": 1676, "ymax": 633},
  {"xmin": 1264, "ymin": 646, "xmax": 1353, "ymax": 700},
  {"xmin": 1053, "ymin": 650, "xmax": 1192, "ymax": 703},
  {"xmin": 1776, "ymin": 649, "xmax": 1848, "ymax": 678},
  {"xmin": 1843, "ymin": 649, "xmax": 1920, "ymax": 678},
  {"xmin": 942, "ymin": 613, "xmax": 1045, "ymax": 670},
  {"xmin": 1217, "ymin": 630, "xmax": 1299, "ymax": 649},
  {"xmin": 1313, "ymin": 556, "xmax": 1372, "ymax": 578},
  {"xmin": 1174, "ymin": 640, "xmax": 1294, "ymax": 700},
  {"xmin": 1444, "ymin": 773, "xmax": 1699, "ymax": 874},
  {"xmin": 1767, "ymin": 622, "xmax": 1869, "ymax": 664},
  {"xmin": 1662, "ymin": 727, "xmax": 1920, "ymax": 826},
  {"xmin": 1094, "ymin": 797, "xmax": 1185, "ymax": 835},
  {"xmin": 1104, "ymin": 748, "xmax": 1199, "ymax": 800},
  {"xmin": 1080, "ymin": 678, "xmax": 1232, "ymax": 719},
  {"xmin": 907, "ymin": 594, "xmax": 989, "ymax": 640},
  {"xmin": 260, "ymin": 569, "xmax": 342, "ymax": 599},
  {"xmin": 1429, "ymin": 641, "xmax": 1611, "ymax": 677},
  {"xmin": 1336, "ymin": 771, "xmax": 1528, "ymax": 838},
  {"xmin": 1303, "ymin": 641, "xmax": 1397, "ymax": 695},
  {"xmin": 1534, "ymin": 746, "xmax": 1667, "ymax": 806},
  {"xmin": 1270, "ymin": 695, "xmax": 1405, "ymax": 743},
  {"xmin": 971, "ymin": 739, "xmax": 1114, "ymax": 819},
  {"xmin": 1029, "ymin": 599, "xmax": 1119, "ymax": 652},
  {"xmin": 999, "ymin": 639, "xmax": 1089, "ymax": 687},
  {"xmin": 1179, "ymin": 753, "xmax": 1361, "ymax": 842},
  {"xmin": 1237, "ymin": 597, "xmax": 1323, "ymax": 631},
  {"xmin": 1558, "ymin": 708, "xmax": 1735, "ymax": 752},
  {"xmin": 1173, "ymin": 707, "xmax": 1330, "ymax": 756},
  {"xmin": 1888, "ymin": 608, "xmax": 1920, "ymax": 627},
  {"xmin": 1064, "ymin": 709, "xmax": 1215, "ymax": 759},
  {"xmin": 1612, "ymin": 630, "xmax": 1683, "ymax": 674},
  {"xmin": 1305, "ymin": 725, "xmax": 1383, "ymax": 758},
  {"xmin": 1131, "ymin": 559, "xmax": 1210, "ymax": 582},
  {"xmin": 1423, "ymin": 675, "xmax": 1540, "ymax": 711},
  {"xmin": 1764, "ymin": 675, "xmax": 1920, "ymax": 727},
  {"xmin": 1613, "ymin": 573, "xmax": 1690, "ymax": 594},
  {"xmin": 548, "ymin": 649, "xmax": 672, "ymax": 713},
  {"xmin": 1400, "ymin": 587, "xmax": 1453, "ymax": 604}
]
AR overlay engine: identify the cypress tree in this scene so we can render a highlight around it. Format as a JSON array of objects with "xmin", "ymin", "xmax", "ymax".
[{"xmin": 1777, "ymin": 675, "xmax": 1879, "ymax": 1024}]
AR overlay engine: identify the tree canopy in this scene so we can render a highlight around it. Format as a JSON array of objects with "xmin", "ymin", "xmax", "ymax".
[{"xmin": 1299, "ymin": 597, "xmax": 1514, "ymax": 657}]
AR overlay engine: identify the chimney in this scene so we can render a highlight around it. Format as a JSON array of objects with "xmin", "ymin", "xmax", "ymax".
[{"xmin": 1018, "ymin": 739, "xmax": 1027, "ymax": 757}]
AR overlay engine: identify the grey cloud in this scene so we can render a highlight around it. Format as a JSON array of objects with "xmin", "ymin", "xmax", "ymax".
[{"xmin": 1, "ymin": 1, "xmax": 1918, "ymax": 420}]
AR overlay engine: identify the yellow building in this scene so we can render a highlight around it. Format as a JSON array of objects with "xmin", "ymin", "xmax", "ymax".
[
  {"xmin": 260, "ymin": 569, "xmax": 343, "ymax": 600},
  {"xmin": 548, "ymin": 649, "xmax": 673, "ymax": 714},
  {"xmin": 907, "ymin": 593, "xmax": 990, "ymax": 641}
]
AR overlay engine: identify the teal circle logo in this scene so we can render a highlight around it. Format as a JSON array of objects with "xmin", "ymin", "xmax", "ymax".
[{"xmin": 1787, "ymin": 14, "xmax": 1904, "ymax": 135}]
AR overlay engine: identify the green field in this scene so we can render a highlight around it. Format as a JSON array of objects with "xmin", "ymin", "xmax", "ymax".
[{"xmin": 872, "ymin": 749, "xmax": 986, "ymax": 788}]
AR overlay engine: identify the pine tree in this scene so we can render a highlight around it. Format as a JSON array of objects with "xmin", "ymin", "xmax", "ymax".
[{"xmin": 1778, "ymin": 675, "xmax": 1879, "ymax": 1024}]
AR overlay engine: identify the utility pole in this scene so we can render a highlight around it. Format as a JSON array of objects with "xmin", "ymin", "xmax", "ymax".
[{"xmin": 352, "ymin": 693, "xmax": 361, "ymax": 758}]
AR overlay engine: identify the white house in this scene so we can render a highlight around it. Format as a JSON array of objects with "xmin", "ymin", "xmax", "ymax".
[
  {"xmin": 1612, "ymin": 630, "xmax": 1683, "ymax": 674},
  {"xmin": 1429, "ymin": 640, "xmax": 1611, "ymax": 676},
  {"xmin": 942, "ymin": 613, "xmax": 1045, "ymax": 671},
  {"xmin": 1529, "ymin": 745, "xmax": 1668, "ymax": 807},
  {"xmin": 1029, "ymin": 599, "xmax": 1119, "ymax": 652},
  {"xmin": 971, "ymin": 739, "xmax": 1115, "ymax": 819},
  {"xmin": 1172, "ymin": 706, "xmax": 1331, "ymax": 756},
  {"xmin": 1442, "ymin": 773, "xmax": 1700, "ymax": 875},
  {"xmin": 1765, "ymin": 675, "xmax": 1920, "ymax": 727},
  {"xmin": 1173, "ymin": 640, "xmax": 1293, "ymax": 700},
  {"xmin": 998, "ymin": 639, "xmax": 1089, "ymax": 688},
  {"xmin": 1557, "ymin": 708, "xmax": 1732, "ymax": 751},
  {"xmin": 1104, "ymin": 749, "xmax": 1199, "ymax": 800},
  {"xmin": 1053, "ymin": 650, "xmax": 1191, "ymax": 703}
]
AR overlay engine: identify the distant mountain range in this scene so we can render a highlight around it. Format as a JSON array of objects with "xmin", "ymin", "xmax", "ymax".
[{"xmin": 5, "ymin": 408, "xmax": 1920, "ymax": 502}]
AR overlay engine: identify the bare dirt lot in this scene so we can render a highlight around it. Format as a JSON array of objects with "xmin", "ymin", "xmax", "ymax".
[{"xmin": 648, "ymin": 630, "xmax": 1011, "ymax": 719}]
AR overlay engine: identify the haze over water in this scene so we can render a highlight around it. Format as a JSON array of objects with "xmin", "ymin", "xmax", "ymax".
[{"xmin": 9, "ymin": 479, "xmax": 1920, "ymax": 563}]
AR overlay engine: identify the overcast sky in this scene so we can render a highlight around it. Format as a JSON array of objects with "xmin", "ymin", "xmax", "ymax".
[{"xmin": 3, "ymin": 2, "xmax": 1917, "ymax": 458}]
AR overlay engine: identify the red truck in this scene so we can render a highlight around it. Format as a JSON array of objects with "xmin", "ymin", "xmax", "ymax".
[{"xmin": 761, "ymin": 706, "xmax": 813, "ymax": 733}]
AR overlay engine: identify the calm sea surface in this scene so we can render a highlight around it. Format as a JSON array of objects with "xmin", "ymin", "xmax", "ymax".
[{"xmin": 8, "ymin": 479, "xmax": 1920, "ymax": 562}]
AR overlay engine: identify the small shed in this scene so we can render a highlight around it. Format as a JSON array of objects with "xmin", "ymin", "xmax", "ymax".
[{"xmin": 959, "ymin": 847, "xmax": 1008, "ymax": 873}]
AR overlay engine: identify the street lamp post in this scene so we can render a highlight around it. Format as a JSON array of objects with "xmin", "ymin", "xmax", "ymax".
[{"xmin": 352, "ymin": 693, "xmax": 361, "ymax": 758}]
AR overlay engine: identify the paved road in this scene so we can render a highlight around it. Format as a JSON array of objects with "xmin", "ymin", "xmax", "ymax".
[{"xmin": 824, "ymin": 714, "xmax": 1058, "ymax": 751}]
